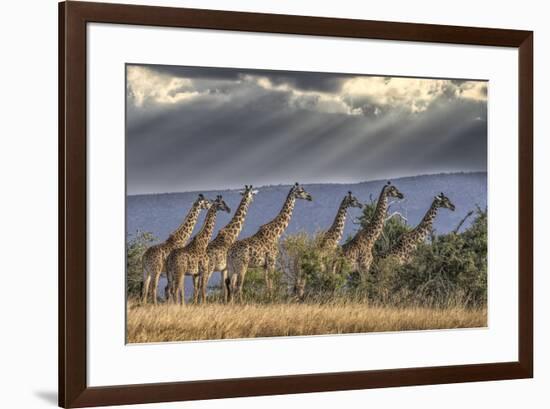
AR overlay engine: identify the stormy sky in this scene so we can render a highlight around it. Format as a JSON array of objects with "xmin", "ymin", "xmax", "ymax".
[{"xmin": 126, "ymin": 64, "xmax": 487, "ymax": 195}]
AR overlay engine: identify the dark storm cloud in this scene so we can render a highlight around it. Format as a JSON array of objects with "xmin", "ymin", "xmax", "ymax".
[
  {"xmin": 147, "ymin": 64, "xmax": 243, "ymax": 81},
  {"xmin": 126, "ymin": 64, "xmax": 487, "ymax": 195},
  {"xmin": 142, "ymin": 63, "xmax": 347, "ymax": 93},
  {"xmin": 266, "ymin": 72, "xmax": 345, "ymax": 93}
]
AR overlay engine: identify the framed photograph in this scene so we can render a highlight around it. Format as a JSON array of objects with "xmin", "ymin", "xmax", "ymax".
[{"xmin": 59, "ymin": 1, "xmax": 533, "ymax": 407}]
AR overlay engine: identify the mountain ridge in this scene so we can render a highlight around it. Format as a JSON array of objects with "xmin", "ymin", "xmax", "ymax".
[
  {"xmin": 127, "ymin": 172, "xmax": 487, "ymax": 243},
  {"xmin": 128, "ymin": 171, "xmax": 486, "ymax": 198}
]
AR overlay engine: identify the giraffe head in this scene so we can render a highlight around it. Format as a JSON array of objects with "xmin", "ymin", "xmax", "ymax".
[
  {"xmin": 290, "ymin": 182, "xmax": 313, "ymax": 201},
  {"xmin": 384, "ymin": 181, "xmax": 404, "ymax": 199},
  {"xmin": 344, "ymin": 191, "xmax": 363, "ymax": 209},
  {"xmin": 195, "ymin": 193, "xmax": 212, "ymax": 210},
  {"xmin": 239, "ymin": 184, "xmax": 259, "ymax": 203},
  {"xmin": 211, "ymin": 195, "xmax": 232, "ymax": 213},
  {"xmin": 433, "ymin": 192, "xmax": 456, "ymax": 211}
]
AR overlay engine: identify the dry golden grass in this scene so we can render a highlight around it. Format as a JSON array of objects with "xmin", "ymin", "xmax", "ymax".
[{"xmin": 126, "ymin": 301, "xmax": 487, "ymax": 343}]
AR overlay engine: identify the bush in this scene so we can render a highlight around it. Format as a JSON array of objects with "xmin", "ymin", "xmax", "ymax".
[
  {"xmin": 242, "ymin": 206, "xmax": 487, "ymax": 308},
  {"xmin": 126, "ymin": 230, "xmax": 156, "ymax": 299},
  {"xmin": 127, "ymin": 206, "xmax": 487, "ymax": 309},
  {"xmin": 238, "ymin": 266, "xmax": 286, "ymax": 303},
  {"xmin": 279, "ymin": 232, "xmax": 351, "ymax": 301},
  {"xmin": 367, "ymin": 207, "xmax": 488, "ymax": 307}
]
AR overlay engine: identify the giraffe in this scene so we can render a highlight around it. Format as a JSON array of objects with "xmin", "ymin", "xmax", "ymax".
[
  {"xmin": 289, "ymin": 191, "xmax": 362, "ymax": 300},
  {"xmin": 287, "ymin": 190, "xmax": 363, "ymax": 295},
  {"xmin": 141, "ymin": 194, "xmax": 211, "ymax": 304},
  {"xmin": 385, "ymin": 192, "xmax": 455, "ymax": 265},
  {"xmin": 198, "ymin": 185, "xmax": 258, "ymax": 303},
  {"xmin": 166, "ymin": 195, "xmax": 231, "ymax": 305},
  {"xmin": 319, "ymin": 191, "xmax": 363, "ymax": 250},
  {"xmin": 341, "ymin": 182, "xmax": 404, "ymax": 277},
  {"xmin": 226, "ymin": 183, "xmax": 313, "ymax": 302}
]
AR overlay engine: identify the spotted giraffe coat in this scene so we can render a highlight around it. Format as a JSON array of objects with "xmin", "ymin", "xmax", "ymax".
[
  {"xmin": 386, "ymin": 194, "xmax": 455, "ymax": 264},
  {"xmin": 200, "ymin": 187, "xmax": 256, "ymax": 302},
  {"xmin": 341, "ymin": 183, "xmax": 403, "ymax": 275},
  {"xmin": 166, "ymin": 196, "xmax": 230, "ymax": 304},
  {"xmin": 320, "ymin": 192, "xmax": 362, "ymax": 250},
  {"xmin": 226, "ymin": 184, "xmax": 312, "ymax": 301},
  {"xmin": 141, "ymin": 195, "xmax": 210, "ymax": 304}
]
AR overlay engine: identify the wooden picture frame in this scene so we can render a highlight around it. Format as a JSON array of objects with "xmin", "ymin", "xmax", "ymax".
[{"xmin": 59, "ymin": 1, "xmax": 533, "ymax": 407}]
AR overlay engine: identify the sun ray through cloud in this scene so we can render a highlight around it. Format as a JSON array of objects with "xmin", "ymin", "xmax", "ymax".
[{"xmin": 126, "ymin": 64, "xmax": 487, "ymax": 195}]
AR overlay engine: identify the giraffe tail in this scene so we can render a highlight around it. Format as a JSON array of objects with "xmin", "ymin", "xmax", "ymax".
[{"xmin": 224, "ymin": 248, "xmax": 238, "ymax": 303}]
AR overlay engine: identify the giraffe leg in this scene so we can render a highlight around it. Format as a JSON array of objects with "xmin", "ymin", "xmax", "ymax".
[
  {"xmin": 226, "ymin": 253, "xmax": 237, "ymax": 303},
  {"xmin": 263, "ymin": 267, "xmax": 272, "ymax": 297},
  {"xmin": 192, "ymin": 275, "xmax": 199, "ymax": 304},
  {"xmin": 164, "ymin": 267, "xmax": 173, "ymax": 303},
  {"xmin": 235, "ymin": 273, "xmax": 245, "ymax": 303},
  {"xmin": 173, "ymin": 255, "xmax": 189, "ymax": 305},
  {"xmin": 141, "ymin": 273, "xmax": 151, "ymax": 305},
  {"xmin": 358, "ymin": 254, "xmax": 372, "ymax": 278},
  {"xmin": 198, "ymin": 259, "xmax": 209, "ymax": 304},
  {"xmin": 221, "ymin": 269, "xmax": 228, "ymax": 303},
  {"xmin": 149, "ymin": 259, "xmax": 162, "ymax": 305},
  {"xmin": 356, "ymin": 255, "xmax": 371, "ymax": 301},
  {"xmin": 165, "ymin": 279, "xmax": 176, "ymax": 303},
  {"xmin": 164, "ymin": 284, "xmax": 170, "ymax": 303},
  {"xmin": 200, "ymin": 269, "xmax": 212, "ymax": 304},
  {"xmin": 235, "ymin": 260, "xmax": 249, "ymax": 304},
  {"xmin": 264, "ymin": 255, "xmax": 276, "ymax": 299},
  {"xmin": 225, "ymin": 273, "xmax": 235, "ymax": 303},
  {"xmin": 197, "ymin": 273, "xmax": 204, "ymax": 304},
  {"xmin": 152, "ymin": 268, "xmax": 163, "ymax": 305},
  {"xmin": 177, "ymin": 274, "xmax": 185, "ymax": 306},
  {"xmin": 229, "ymin": 271, "xmax": 242, "ymax": 303},
  {"xmin": 330, "ymin": 258, "xmax": 339, "ymax": 275}
]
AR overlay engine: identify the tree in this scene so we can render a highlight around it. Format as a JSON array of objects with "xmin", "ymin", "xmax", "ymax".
[
  {"xmin": 279, "ymin": 232, "xmax": 350, "ymax": 302},
  {"xmin": 369, "ymin": 207, "xmax": 488, "ymax": 307},
  {"xmin": 126, "ymin": 230, "xmax": 156, "ymax": 299},
  {"xmin": 349, "ymin": 199, "xmax": 487, "ymax": 308}
]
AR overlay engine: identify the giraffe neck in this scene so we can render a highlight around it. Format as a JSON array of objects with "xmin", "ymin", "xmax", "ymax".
[
  {"xmin": 409, "ymin": 201, "xmax": 439, "ymax": 243},
  {"xmin": 260, "ymin": 191, "xmax": 296, "ymax": 241},
  {"xmin": 190, "ymin": 207, "xmax": 219, "ymax": 252},
  {"xmin": 212, "ymin": 195, "xmax": 252, "ymax": 246},
  {"xmin": 322, "ymin": 199, "xmax": 349, "ymax": 248},
  {"xmin": 356, "ymin": 186, "xmax": 389, "ymax": 246},
  {"xmin": 166, "ymin": 202, "xmax": 201, "ymax": 248}
]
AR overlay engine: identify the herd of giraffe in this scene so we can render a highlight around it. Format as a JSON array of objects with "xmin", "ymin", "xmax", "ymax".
[{"xmin": 141, "ymin": 182, "xmax": 456, "ymax": 305}]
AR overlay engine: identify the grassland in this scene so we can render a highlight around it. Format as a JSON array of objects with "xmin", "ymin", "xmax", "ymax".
[{"xmin": 126, "ymin": 301, "xmax": 487, "ymax": 343}]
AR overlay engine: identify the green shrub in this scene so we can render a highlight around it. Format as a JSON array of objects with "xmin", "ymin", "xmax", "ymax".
[
  {"xmin": 126, "ymin": 230, "xmax": 156, "ymax": 299},
  {"xmin": 367, "ymin": 207, "xmax": 488, "ymax": 307},
  {"xmin": 279, "ymin": 232, "xmax": 351, "ymax": 301},
  {"xmin": 127, "ymin": 206, "xmax": 487, "ymax": 309},
  {"xmin": 238, "ymin": 267, "xmax": 285, "ymax": 303}
]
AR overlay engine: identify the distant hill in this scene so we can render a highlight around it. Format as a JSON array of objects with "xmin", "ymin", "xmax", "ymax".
[
  {"xmin": 128, "ymin": 172, "xmax": 487, "ymax": 296},
  {"xmin": 128, "ymin": 172, "xmax": 487, "ymax": 243}
]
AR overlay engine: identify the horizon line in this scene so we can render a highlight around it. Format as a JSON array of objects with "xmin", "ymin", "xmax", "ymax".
[{"xmin": 127, "ymin": 170, "xmax": 487, "ymax": 197}]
